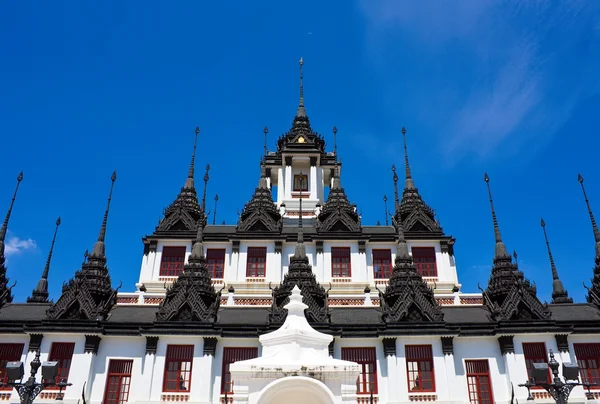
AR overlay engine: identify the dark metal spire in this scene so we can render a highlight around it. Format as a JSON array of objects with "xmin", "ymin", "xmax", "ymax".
[
  {"xmin": 0, "ymin": 172, "xmax": 23, "ymax": 255},
  {"xmin": 202, "ymin": 164, "xmax": 210, "ymax": 212},
  {"xmin": 402, "ymin": 127, "xmax": 415, "ymax": 190},
  {"xmin": 297, "ymin": 57, "xmax": 306, "ymax": 118},
  {"xmin": 294, "ymin": 184, "xmax": 306, "ymax": 258},
  {"xmin": 213, "ymin": 194, "xmax": 218, "ymax": 225},
  {"xmin": 540, "ymin": 218, "xmax": 572, "ymax": 304},
  {"xmin": 189, "ymin": 217, "xmax": 205, "ymax": 260},
  {"xmin": 28, "ymin": 217, "xmax": 61, "ymax": 303},
  {"xmin": 184, "ymin": 127, "xmax": 199, "ymax": 190},
  {"xmin": 578, "ymin": 173, "xmax": 600, "ymax": 258},
  {"xmin": 484, "ymin": 173, "xmax": 509, "ymax": 258},
  {"xmin": 391, "ymin": 165, "xmax": 399, "ymax": 209},
  {"xmin": 91, "ymin": 171, "xmax": 116, "ymax": 258},
  {"xmin": 383, "ymin": 195, "xmax": 389, "ymax": 226},
  {"xmin": 333, "ymin": 126, "xmax": 338, "ymax": 155},
  {"xmin": 263, "ymin": 126, "xmax": 268, "ymax": 156}
]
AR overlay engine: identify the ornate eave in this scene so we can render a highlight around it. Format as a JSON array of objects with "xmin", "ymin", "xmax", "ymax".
[
  {"xmin": 156, "ymin": 186, "xmax": 205, "ymax": 233},
  {"xmin": 316, "ymin": 178, "xmax": 361, "ymax": 234},
  {"xmin": 237, "ymin": 175, "xmax": 282, "ymax": 234}
]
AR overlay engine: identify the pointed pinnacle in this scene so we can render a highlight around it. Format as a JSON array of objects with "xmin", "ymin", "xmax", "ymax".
[
  {"xmin": 190, "ymin": 219, "xmax": 205, "ymax": 259},
  {"xmin": 402, "ymin": 127, "xmax": 415, "ymax": 190},
  {"xmin": 41, "ymin": 217, "xmax": 61, "ymax": 280},
  {"xmin": 0, "ymin": 172, "xmax": 24, "ymax": 244},
  {"xmin": 541, "ymin": 218, "xmax": 559, "ymax": 280},
  {"xmin": 185, "ymin": 128, "xmax": 199, "ymax": 189},
  {"xmin": 578, "ymin": 173, "xmax": 600, "ymax": 258},
  {"xmin": 91, "ymin": 171, "xmax": 116, "ymax": 258},
  {"xmin": 297, "ymin": 57, "xmax": 306, "ymax": 118},
  {"xmin": 202, "ymin": 164, "xmax": 210, "ymax": 211},
  {"xmin": 484, "ymin": 173, "xmax": 509, "ymax": 258},
  {"xmin": 391, "ymin": 165, "xmax": 399, "ymax": 209}
]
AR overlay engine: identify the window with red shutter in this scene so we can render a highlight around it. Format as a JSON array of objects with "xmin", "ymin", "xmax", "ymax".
[
  {"xmin": 465, "ymin": 360, "xmax": 494, "ymax": 404},
  {"xmin": 160, "ymin": 247, "xmax": 186, "ymax": 277},
  {"xmin": 246, "ymin": 247, "xmax": 266, "ymax": 277},
  {"xmin": 341, "ymin": 347, "xmax": 378, "ymax": 394},
  {"xmin": 221, "ymin": 348, "xmax": 258, "ymax": 394},
  {"xmin": 103, "ymin": 360, "xmax": 133, "ymax": 404},
  {"xmin": 411, "ymin": 247, "xmax": 437, "ymax": 277},
  {"xmin": 46, "ymin": 342, "xmax": 75, "ymax": 389},
  {"xmin": 522, "ymin": 343, "xmax": 550, "ymax": 386},
  {"xmin": 163, "ymin": 345, "xmax": 194, "ymax": 392},
  {"xmin": 574, "ymin": 343, "xmax": 600, "ymax": 385},
  {"xmin": 332, "ymin": 247, "xmax": 351, "ymax": 277},
  {"xmin": 373, "ymin": 249, "xmax": 392, "ymax": 279},
  {"xmin": 406, "ymin": 345, "xmax": 435, "ymax": 392},
  {"xmin": 0, "ymin": 344, "xmax": 23, "ymax": 390},
  {"xmin": 207, "ymin": 249, "xmax": 226, "ymax": 279}
]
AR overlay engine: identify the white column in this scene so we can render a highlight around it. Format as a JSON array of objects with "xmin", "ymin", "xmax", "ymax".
[
  {"xmin": 310, "ymin": 165, "xmax": 317, "ymax": 199},
  {"xmin": 139, "ymin": 348, "xmax": 157, "ymax": 403},
  {"xmin": 285, "ymin": 162, "xmax": 293, "ymax": 199},
  {"xmin": 442, "ymin": 348, "xmax": 458, "ymax": 403},
  {"xmin": 191, "ymin": 341, "xmax": 213, "ymax": 403},
  {"xmin": 277, "ymin": 167, "xmax": 284, "ymax": 205},
  {"xmin": 385, "ymin": 340, "xmax": 401, "ymax": 403}
]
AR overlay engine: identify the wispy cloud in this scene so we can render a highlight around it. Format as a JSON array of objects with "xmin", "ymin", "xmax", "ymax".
[
  {"xmin": 358, "ymin": 1, "xmax": 600, "ymax": 163},
  {"xmin": 5, "ymin": 236, "xmax": 37, "ymax": 257}
]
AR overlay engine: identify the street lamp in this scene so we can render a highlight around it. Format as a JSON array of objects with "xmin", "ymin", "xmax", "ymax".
[
  {"xmin": 519, "ymin": 350, "xmax": 595, "ymax": 404},
  {"xmin": 0, "ymin": 350, "xmax": 72, "ymax": 404}
]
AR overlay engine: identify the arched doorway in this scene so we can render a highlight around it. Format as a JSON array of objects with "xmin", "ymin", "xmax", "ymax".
[{"xmin": 257, "ymin": 376, "xmax": 336, "ymax": 404}]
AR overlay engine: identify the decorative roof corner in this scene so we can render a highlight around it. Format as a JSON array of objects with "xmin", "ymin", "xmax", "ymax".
[
  {"xmin": 0, "ymin": 172, "xmax": 23, "ymax": 308},
  {"xmin": 578, "ymin": 174, "xmax": 600, "ymax": 307},
  {"xmin": 156, "ymin": 223, "xmax": 222, "ymax": 322},
  {"xmin": 379, "ymin": 215, "xmax": 443, "ymax": 323},
  {"xmin": 28, "ymin": 217, "xmax": 61, "ymax": 304},
  {"xmin": 482, "ymin": 173, "xmax": 550, "ymax": 321},
  {"xmin": 270, "ymin": 196, "xmax": 330, "ymax": 323},
  {"xmin": 316, "ymin": 167, "xmax": 361, "ymax": 233},
  {"xmin": 47, "ymin": 172, "xmax": 120, "ymax": 321},
  {"xmin": 237, "ymin": 165, "xmax": 282, "ymax": 234}
]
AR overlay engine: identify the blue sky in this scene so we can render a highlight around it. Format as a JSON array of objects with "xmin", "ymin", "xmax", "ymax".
[{"xmin": 1, "ymin": 1, "xmax": 600, "ymax": 303}]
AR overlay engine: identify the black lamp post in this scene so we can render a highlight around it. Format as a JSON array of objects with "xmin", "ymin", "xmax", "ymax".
[
  {"xmin": 0, "ymin": 350, "xmax": 72, "ymax": 404},
  {"xmin": 519, "ymin": 350, "xmax": 595, "ymax": 404}
]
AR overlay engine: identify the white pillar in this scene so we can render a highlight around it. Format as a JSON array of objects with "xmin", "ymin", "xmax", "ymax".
[
  {"xmin": 191, "ymin": 341, "xmax": 214, "ymax": 404},
  {"xmin": 385, "ymin": 340, "xmax": 401, "ymax": 403},
  {"xmin": 139, "ymin": 347, "xmax": 157, "ymax": 403},
  {"xmin": 310, "ymin": 165, "xmax": 317, "ymax": 199},
  {"xmin": 285, "ymin": 161, "xmax": 293, "ymax": 199},
  {"xmin": 277, "ymin": 167, "xmax": 284, "ymax": 206}
]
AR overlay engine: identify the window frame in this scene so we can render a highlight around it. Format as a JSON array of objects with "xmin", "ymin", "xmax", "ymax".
[
  {"xmin": 341, "ymin": 347, "xmax": 378, "ymax": 394},
  {"xmin": 293, "ymin": 174, "xmax": 308, "ymax": 192},
  {"xmin": 411, "ymin": 247, "xmax": 438, "ymax": 277},
  {"xmin": 0, "ymin": 343, "xmax": 24, "ymax": 390},
  {"xmin": 522, "ymin": 342, "xmax": 550, "ymax": 387},
  {"xmin": 405, "ymin": 345, "xmax": 436, "ymax": 392},
  {"xmin": 46, "ymin": 342, "xmax": 75, "ymax": 389},
  {"xmin": 207, "ymin": 249, "xmax": 226, "ymax": 279},
  {"xmin": 162, "ymin": 345, "xmax": 194, "ymax": 393},
  {"xmin": 246, "ymin": 247, "xmax": 267, "ymax": 278},
  {"xmin": 372, "ymin": 249, "xmax": 392, "ymax": 279},
  {"xmin": 159, "ymin": 246, "xmax": 186, "ymax": 277},
  {"xmin": 102, "ymin": 359, "xmax": 133, "ymax": 404},
  {"xmin": 465, "ymin": 359, "xmax": 494, "ymax": 404},
  {"xmin": 331, "ymin": 247, "xmax": 352, "ymax": 278},
  {"xmin": 574, "ymin": 343, "xmax": 600, "ymax": 386},
  {"xmin": 221, "ymin": 347, "xmax": 259, "ymax": 394}
]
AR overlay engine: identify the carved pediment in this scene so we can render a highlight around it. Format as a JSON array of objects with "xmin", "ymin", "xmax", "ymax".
[
  {"xmin": 317, "ymin": 180, "xmax": 361, "ymax": 234},
  {"xmin": 156, "ymin": 187, "xmax": 205, "ymax": 233},
  {"xmin": 237, "ymin": 177, "xmax": 282, "ymax": 234}
]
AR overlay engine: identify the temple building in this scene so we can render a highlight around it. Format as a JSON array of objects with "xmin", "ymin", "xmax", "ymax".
[{"xmin": 1, "ymin": 60, "xmax": 600, "ymax": 404}]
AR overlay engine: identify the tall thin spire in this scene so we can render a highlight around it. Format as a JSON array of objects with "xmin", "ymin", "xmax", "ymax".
[
  {"xmin": 0, "ymin": 172, "xmax": 23, "ymax": 254},
  {"xmin": 28, "ymin": 217, "xmax": 61, "ymax": 303},
  {"xmin": 402, "ymin": 127, "xmax": 415, "ymax": 190},
  {"xmin": 202, "ymin": 164, "xmax": 210, "ymax": 212},
  {"xmin": 189, "ymin": 217, "xmax": 205, "ymax": 260},
  {"xmin": 185, "ymin": 127, "xmax": 200, "ymax": 189},
  {"xmin": 297, "ymin": 57, "xmax": 306, "ymax": 118},
  {"xmin": 484, "ymin": 173, "xmax": 509, "ymax": 258},
  {"xmin": 540, "ymin": 218, "xmax": 572, "ymax": 304},
  {"xmin": 578, "ymin": 173, "xmax": 600, "ymax": 258},
  {"xmin": 91, "ymin": 171, "xmax": 117, "ymax": 258},
  {"xmin": 391, "ymin": 165, "xmax": 399, "ymax": 209}
]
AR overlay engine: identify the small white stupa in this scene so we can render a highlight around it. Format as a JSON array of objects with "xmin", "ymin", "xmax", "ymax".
[{"xmin": 229, "ymin": 285, "xmax": 361, "ymax": 404}]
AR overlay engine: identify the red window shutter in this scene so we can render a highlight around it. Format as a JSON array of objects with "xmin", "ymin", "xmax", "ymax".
[
  {"xmin": 207, "ymin": 249, "xmax": 226, "ymax": 279},
  {"xmin": 332, "ymin": 247, "xmax": 351, "ymax": 277},
  {"xmin": 246, "ymin": 247, "xmax": 266, "ymax": 277},
  {"xmin": 405, "ymin": 345, "xmax": 435, "ymax": 392},
  {"xmin": 47, "ymin": 342, "xmax": 75, "ymax": 388},
  {"xmin": 103, "ymin": 360, "xmax": 133, "ymax": 404},
  {"xmin": 163, "ymin": 345, "xmax": 194, "ymax": 392},
  {"xmin": 221, "ymin": 348, "xmax": 258, "ymax": 394},
  {"xmin": 341, "ymin": 348, "xmax": 378, "ymax": 394},
  {"xmin": 522, "ymin": 343, "xmax": 550, "ymax": 385},
  {"xmin": 574, "ymin": 343, "xmax": 600, "ymax": 385},
  {"xmin": 411, "ymin": 247, "xmax": 437, "ymax": 277},
  {"xmin": 160, "ymin": 247, "xmax": 186, "ymax": 277},
  {"xmin": 465, "ymin": 360, "xmax": 494, "ymax": 404},
  {"xmin": 373, "ymin": 249, "xmax": 392, "ymax": 279},
  {"xmin": 0, "ymin": 344, "xmax": 24, "ymax": 390}
]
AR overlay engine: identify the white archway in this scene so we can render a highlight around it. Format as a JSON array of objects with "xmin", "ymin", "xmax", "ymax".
[{"xmin": 257, "ymin": 376, "xmax": 336, "ymax": 404}]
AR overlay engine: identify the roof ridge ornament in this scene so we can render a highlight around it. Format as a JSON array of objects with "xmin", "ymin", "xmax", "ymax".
[
  {"xmin": 0, "ymin": 172, "xmax": 23, "ymax": 308},
  {"xmin": 28, "ymin": 217, "xmax": 61, "ymax": 303},
  {"xmin": 540, "ymin": 218, "xmax": 572, "ymax": 304}
]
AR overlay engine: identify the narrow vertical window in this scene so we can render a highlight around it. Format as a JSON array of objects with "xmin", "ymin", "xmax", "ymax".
[
  {"xmin": 465, "ymin": 360, "xmax": 494, "ymax": 404},
  {"xmin": 246, "ymin": 247, "xmax": 266, "ymax": 277},
  {"xmin": 406, "ymin": 345, "xmax": 435, "ymax": 392},
  {"xmin": 207, "ymin": 249, "xmax": 226, "ymax": 279},
  {"xmin": 163, "ymin": 345, "xmax": 194, "ymax": 392},
  {"xmin": 293, "ymin": 174, "xmax": 308, "ymax": 191},
  {"xmin": 221, "ymin": 348, "xmax": 258, "ymax": 394},
  {"xmin": 0, "ymin": 344, "xmax": 24, "ymax": 390},
  {"xmin": 522, "ymin": 343, "xmax": 550, "ymax": 385},
  {"xmin": 373, "ymin": 249, "xmax": 392, "ymax": 279},
  {"xmin": 103, "ymin": 359, "xmax": 133, "ymax": 404},
  {"xmin": 332, "ymin": 247, "xmax": 351, "ymax": 277},
  {"xmin": 574, "ymin": 343, "xmax": 600, "ymax": 385},
  {"xmin": 47, "ymin": 342, "xmax": 75, "ymax": 388},
  {"xmin": 412, "ymin": 247, "xmax": 437, "ymax": 277},
  {"xmin": 160, "ymin": 247, "xmax": 186, "ymax": 277},
  {"xmin": 341, "ymin": 347, "xmax": 378, "ymax": 394}
]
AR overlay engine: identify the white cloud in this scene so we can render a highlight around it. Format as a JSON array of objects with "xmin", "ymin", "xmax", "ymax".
[{"xmin": 5, "ymin": 236, "xmax": 37, "ymax": 257}]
